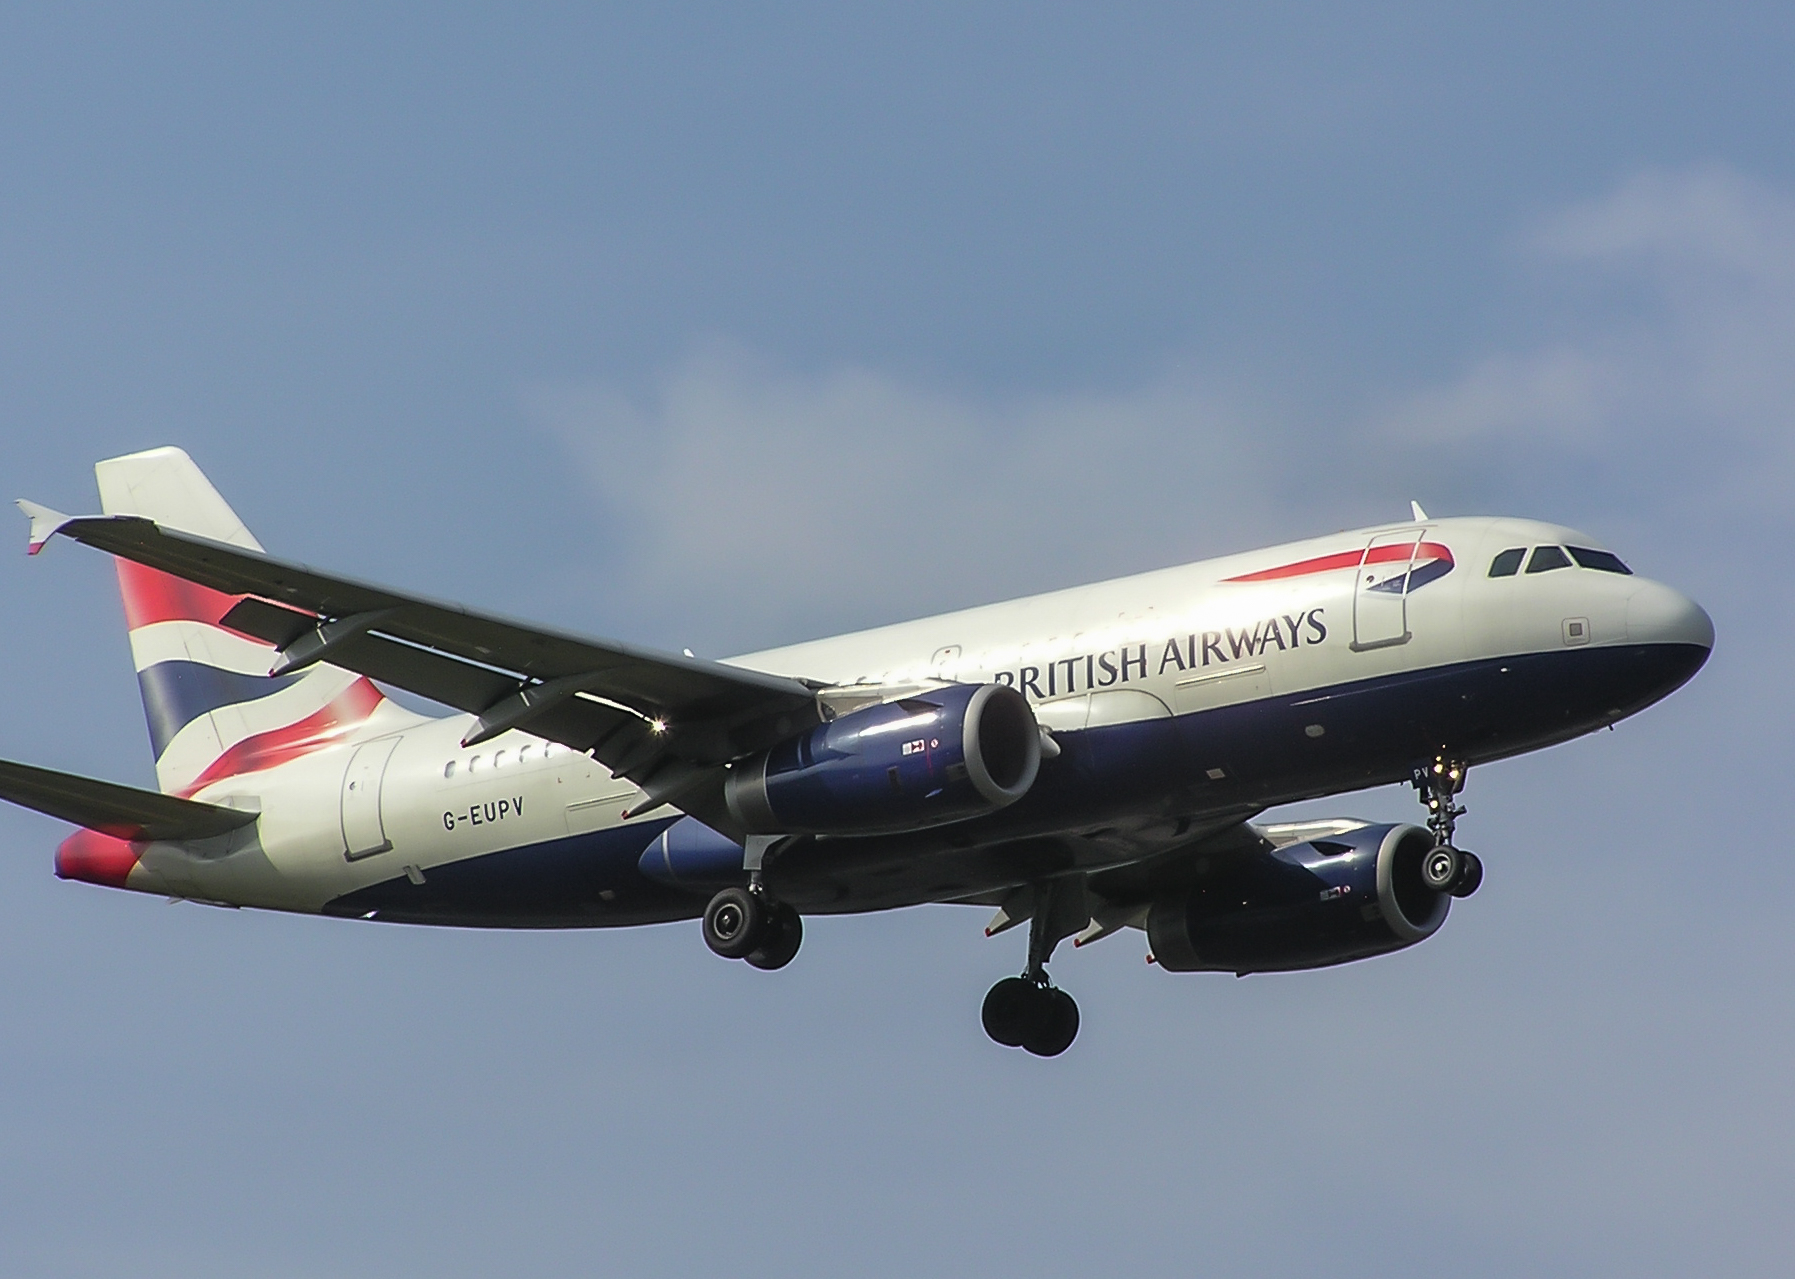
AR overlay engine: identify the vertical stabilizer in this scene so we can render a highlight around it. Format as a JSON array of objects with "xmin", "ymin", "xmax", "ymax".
[
  {"xmin": 95, "ymin": 448, "xmax": 394, "ymax": 796},
  {"xmin": 95, "ymin": 447, "xmax": 264, "ymax": 552}
]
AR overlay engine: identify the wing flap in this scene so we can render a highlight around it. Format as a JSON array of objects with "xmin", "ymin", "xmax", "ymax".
[
  {"xmin": 0, "ymin": 758, "xmax": 258, "ymax": 842},
  {"xmin": 329, "ymin": 632, "xmax": 521, "ymax": 717}
]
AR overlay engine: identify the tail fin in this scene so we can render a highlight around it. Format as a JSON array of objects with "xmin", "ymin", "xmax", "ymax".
[{"xmin": 96, "ymin": 447, "xmax": 393, "ymax": 796}]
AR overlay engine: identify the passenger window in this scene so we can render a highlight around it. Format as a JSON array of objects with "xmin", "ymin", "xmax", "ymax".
[
  {"xmin": 1526, "ymin": 546, "xmax": 1572, "ymax": 573},
  {"xmin": 518, "ymin": 743, "xmax": 534, "ymax": 762},
  {"xmin": 1488, "ymin": 548, "xmax": 1525, "ymax": 577},
  {"xmin": 443, "ymin": 761, "xmax": 457, "ymax": 779},
  {"xmin": 493, "ymin": 749, "xmax": 508, "ymax": 768},
  {"xmin": 1567, "ymin": 546, "xmax": 1633, "ymax": 575},
  {"xmin": 468, "ymin": 754, "xmax": 485, "ymax": 772}
]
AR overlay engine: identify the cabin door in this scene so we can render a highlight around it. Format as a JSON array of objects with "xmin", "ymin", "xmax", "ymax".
[
  {"xmin": 341, "ymin": 736, "xmax": 401, "ymax": 860},
  {"xmin": 1352, "ymin": 529, "xmax": 1424, "ymax": 651}
]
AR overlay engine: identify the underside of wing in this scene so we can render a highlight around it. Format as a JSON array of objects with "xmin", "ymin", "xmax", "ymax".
[{"xmin": 1082, "ymin": 816, "xmax": 1274, "ymax": 903}]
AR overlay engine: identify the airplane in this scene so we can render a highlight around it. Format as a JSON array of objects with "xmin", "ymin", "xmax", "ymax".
[{"xmin": 2, "ymin": 448, "xmax": 1711, "ymax": 1056}]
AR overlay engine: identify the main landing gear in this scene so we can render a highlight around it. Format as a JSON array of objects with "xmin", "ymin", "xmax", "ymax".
[
  {"xmin": 703, "ymin": 884, "xmax": 803, "ymax": 971},
  {"xmin": 1412, "ymin": 755, "xmax": 1483, "ymax": 899},
  {"xmin": 981, "ymin": 878, "xmax": 1084, "ymax": 1057},
  {"xmin": 982, "ymin": 975, "xmax": 1079, "ymax": 1057}
]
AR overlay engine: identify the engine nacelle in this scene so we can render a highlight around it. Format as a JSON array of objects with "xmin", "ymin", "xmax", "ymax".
[
  {"xmin": 1147, "ymin": 823, "xmax": 1449, "ymax": 974},
  {"xmin": 724, "ymin": 682, "xmax": 1041, "ymax": 836}
]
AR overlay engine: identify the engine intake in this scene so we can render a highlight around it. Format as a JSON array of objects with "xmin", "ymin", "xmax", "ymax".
[
  {"xmin": 1147, "ymin": 823, "xmax": 1449, "ymax": 974},
  {"xmin": 725, "ymin": 682, "xmax": 1041, "ymax": 836}
]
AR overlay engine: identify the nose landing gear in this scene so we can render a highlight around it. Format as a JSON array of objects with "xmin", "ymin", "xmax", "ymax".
[
  {"xmin": 1412, "ymin": 755, "xmax": 1483, "ymax": 898},
  {"xmin": 1448, "ymin": 849, "xmax": 1483, "ymax": 898}
]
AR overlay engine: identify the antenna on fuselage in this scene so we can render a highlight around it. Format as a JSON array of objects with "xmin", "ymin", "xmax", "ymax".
[{"xmin": 1410, "ymin": 501, "xmax": 1430, "ymax": 522}]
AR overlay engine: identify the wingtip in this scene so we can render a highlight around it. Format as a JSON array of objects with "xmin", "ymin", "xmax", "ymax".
[{"xmin": 16, "ymin": 499, "xmax": 72, "ymax": 556}]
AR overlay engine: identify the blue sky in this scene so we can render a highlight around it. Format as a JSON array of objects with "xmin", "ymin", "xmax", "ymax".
[{"xmin": 1, "ymin": 7, "xmax": 1791, "ymax": 1276}]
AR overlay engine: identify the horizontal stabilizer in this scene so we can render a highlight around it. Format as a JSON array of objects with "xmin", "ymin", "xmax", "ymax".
[{"xmin": 0, "ymin": 758, "xmax": 258, "ymax": 841}]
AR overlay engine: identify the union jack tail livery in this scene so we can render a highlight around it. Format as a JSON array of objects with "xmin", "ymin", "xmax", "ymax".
[{"xmin": 97, "ymin": 448, "xmax": 398, "ymax": 798}]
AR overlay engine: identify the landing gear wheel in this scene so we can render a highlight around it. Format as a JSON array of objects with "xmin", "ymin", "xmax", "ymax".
[
  {"xmin": 983, "ymin": 979, "xmax": 1080, "ymax": 1055},
  {"xmin": 1021, "ymin": 987, "xmax": 1079, "ymax": 1058},
  {"xmin": 1449, "ymin": 850, "xmax": 1484, "ymax": 898},
  {"xmin": 1421, "ymin": 844, "xmax": 1461, "ymax": 894},
  {"xmin": 981, "ymin": 977, "xmax": 1036, "ymax": 1047},
  {"xmin": 703, "ymin": 886, "xmax": 769, "ymax": 959},
  {"xmin": 745, "ymin": 902, "xmax": 803, "ymax": 970}
]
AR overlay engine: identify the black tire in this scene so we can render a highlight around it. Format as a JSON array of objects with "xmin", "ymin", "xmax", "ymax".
[
  {"xmin": 1450, "ymin": 850, "xmax": 1484, "ymax": 898},
  {"xmin": 981, "ymin": 977, "xmax": 1037, "ymax": 1047},
  {"xmin": 703, "ymin": 886, "xmax": 769, "ymax": 959},
  {"xmin": 746, "ymin": 903, "xmax": 803, "ymax": 970},
  {"xmin": 1022, "ymin": 987, "xmax": 1079, "ymax": 1058},
  {"xmin": 1421, "ymin": 844, "xmax": 1461, "ymax": 894}
]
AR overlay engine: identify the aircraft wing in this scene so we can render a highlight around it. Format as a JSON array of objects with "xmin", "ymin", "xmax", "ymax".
[
  {"xmin": 0, "ymin": 758, "xmax": 259, "ymax": 842},
  {"xmin": 1083, "ymin": 817, "xmax": 1272, "ymax": 901},
  {"xmin": 22, "ymin": 508, "xmax": 824, "ymax": 825}
]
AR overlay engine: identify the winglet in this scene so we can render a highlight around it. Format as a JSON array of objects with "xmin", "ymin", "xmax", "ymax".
[
  {"xmin": 16, "ymin": 499, "xmax": 75, "ymax": 556},
  {"xmin": 1409, "ymin": 500, "xmax": 1430, "ymax": 522}
]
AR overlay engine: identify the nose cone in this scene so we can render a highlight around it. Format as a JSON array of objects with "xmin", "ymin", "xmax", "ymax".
[
  {"xmin": 1618, "ymin": 579, "xmax": 1713, "ymax": 711},
  {"xmin": 1628, "ymin": 580, "xmax": 1716, "ymax": 650}
]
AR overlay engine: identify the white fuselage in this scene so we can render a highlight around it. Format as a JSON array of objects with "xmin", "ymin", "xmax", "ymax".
[{"xmin": 113, "ymin": 515, "xmax": 1711, "ymax": 921}]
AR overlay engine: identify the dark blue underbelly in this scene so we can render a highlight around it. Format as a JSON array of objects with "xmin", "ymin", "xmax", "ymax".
[{"xmin": 324, "ymin": 642, "xmax": 1708, "ymax": 927}]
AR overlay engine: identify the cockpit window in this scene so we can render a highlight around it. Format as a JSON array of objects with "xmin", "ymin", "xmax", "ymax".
[
  {"xmin": 1488, "ymin": 548, "xmax": 1525, "ymax": 577},
  {"xmin": 1567, "ymin": 546, "xmax": 1632, "ymax": 575},
  {"xmin": 1525, "ymin": 545, "xmax": 1572, "ymax": 573}
]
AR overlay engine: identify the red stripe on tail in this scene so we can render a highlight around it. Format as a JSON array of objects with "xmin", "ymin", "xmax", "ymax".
[
  {"xmin": 115, "ymin": 559, "xmax": 244, "ymax": 631},
  {"xmin": 177, "ymin": 677, "xmax": 387, "ymax": 796}
]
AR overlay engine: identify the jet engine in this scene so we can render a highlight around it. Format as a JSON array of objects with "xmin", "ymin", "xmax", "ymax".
[
  {"xmin": 724, "ymin": 682, "xmax": 1041, "ymax": 836},
  {"xmin": 1147, "ymin": 823, "xmax": 1449, "ymax": 973}
]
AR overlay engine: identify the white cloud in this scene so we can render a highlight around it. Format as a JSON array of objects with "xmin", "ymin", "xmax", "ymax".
[
  {"xmin": 1533, "ymin": 163, "xmax": 1795, "ymax": 287},
  {"xmin": 1378, "ymin": 165, "xmax": 1795, "ymax": 530},
  {"xmin": 1380, "ymin": 346, "xmax": 1623, "ymax": 446},
  {"xmin": 530, "ymin": 346, "xmax": 1349, "ymax": 650},
  {"xmin": 534, "ymin": 166, "xmax": 1795, "ymax": 654}
]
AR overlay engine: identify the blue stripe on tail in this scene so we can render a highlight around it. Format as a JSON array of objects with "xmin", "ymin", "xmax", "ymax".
[{"xmin": 136, "ymin": 661, "xmax": 306, "ymax": 759}]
